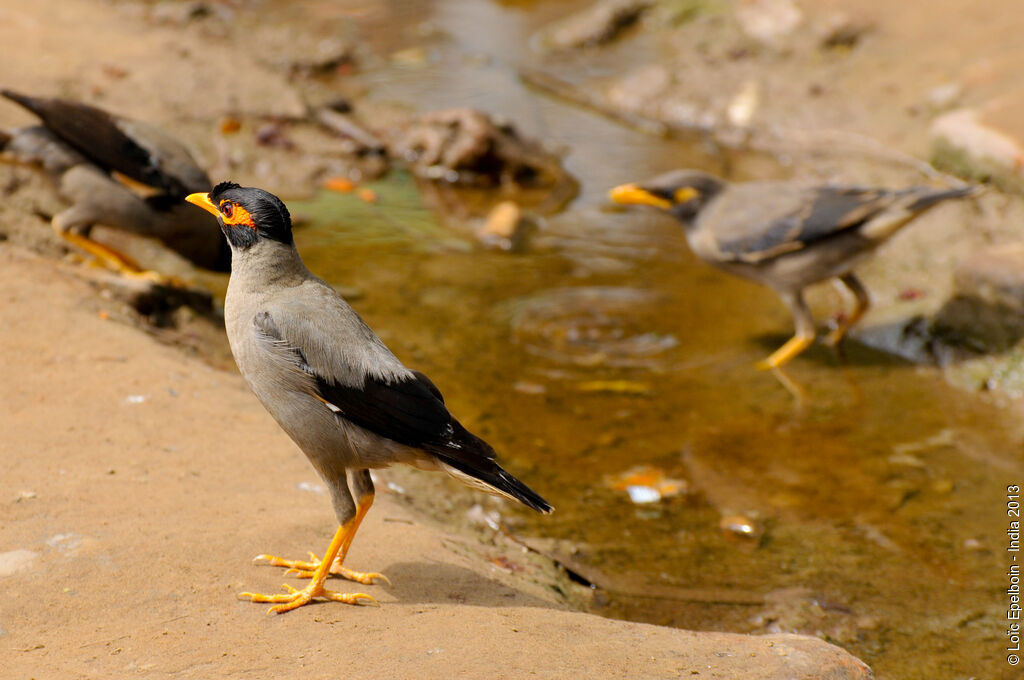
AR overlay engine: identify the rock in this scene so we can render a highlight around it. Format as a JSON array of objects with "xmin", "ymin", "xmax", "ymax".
[
  {"xmin": 930, "ymin": 108, "xmax": 1024, "ymax": 192},
  {"xmin": 932, "ymin": 244, "xmax": 1024, "ymax": 352},
  {"xmin": 605, "ymin": 64, "xmax": 672, "ymax": 115},
  {"xmin": 280, "ymin": 38, "xmax": 356, "ymax": 79},
  {"xmin": 924, "ymin": 83, "xmax": 963, "ymax": 113},
  {"xmin": 816, "ymin": 12, "xmax": 875, "ymax": 50},
  {"xmin": 148, "ymin": 0, "xmax": 213, "ymax": 26},
  {"xmin": 727, "ymin": 80, "xmax": 761, "ymax": 128},
  {"xmin": 388, "ymin": 108, "xmax": 570, "ymax": 187},
  {"xmin": 734, "ymin": 0, "xmax": 802, "ymax": 48},
  {"xmin": 536, "ymin": 0, "xmax": 653, "ymax": 50}
]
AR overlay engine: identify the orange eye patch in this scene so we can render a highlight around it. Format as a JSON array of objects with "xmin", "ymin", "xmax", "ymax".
[{"xmin": 218, "ymin": 200, "xmax": 256, "ymax": 229}]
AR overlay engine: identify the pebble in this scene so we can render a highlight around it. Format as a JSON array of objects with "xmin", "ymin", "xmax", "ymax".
[{"xmin": 0, "ymin": 549, "xmax": 40, "ymax": 577}]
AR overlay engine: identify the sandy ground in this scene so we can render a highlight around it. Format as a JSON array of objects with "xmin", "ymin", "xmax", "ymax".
[{"xmin": 0, "ymin": 246, "xmax": 872, "ymax": 678}]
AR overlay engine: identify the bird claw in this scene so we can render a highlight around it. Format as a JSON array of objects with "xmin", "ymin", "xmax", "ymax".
[
  {"xmin": 238, "ymin": 582, "xmax": 377, "ymax": 613},
  {"xmin": 254, "ymin": 550, "xmax": 389, "ymax": 585}
]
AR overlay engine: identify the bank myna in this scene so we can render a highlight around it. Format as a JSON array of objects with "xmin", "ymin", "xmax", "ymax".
[
  {"xmin": 0, "ymin": 90, "xmax": 228, "ymax": 276},
  {"xmin": 610, "ymin": 170, "xmax": 976, "ymax": 369},
  {"xmin": 186, "ymin": 182, "xmax": 552, "ymax": 613}
]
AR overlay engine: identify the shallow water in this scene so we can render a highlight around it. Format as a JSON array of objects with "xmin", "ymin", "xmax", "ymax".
[{"xmin": 277, "ymin": 2, "xmax": 1022, "ymax": 677}]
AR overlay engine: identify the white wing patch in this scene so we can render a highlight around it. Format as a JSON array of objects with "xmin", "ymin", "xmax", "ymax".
[{"xmin": 313, "ymin": 393, "xmax": 343, "ymax": 414}]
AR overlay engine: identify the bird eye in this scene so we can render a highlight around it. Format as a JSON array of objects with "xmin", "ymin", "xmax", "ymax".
[{"xmin": 221, "ymin": 202, "xmax": 234, "ymax": 218}]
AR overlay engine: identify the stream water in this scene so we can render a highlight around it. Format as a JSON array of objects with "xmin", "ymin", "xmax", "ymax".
[{"xmin": 268, "ymin": 2, "xmax": 1022, "ymax": 677}]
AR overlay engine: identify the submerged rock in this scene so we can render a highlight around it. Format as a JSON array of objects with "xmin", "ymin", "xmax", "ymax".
[
  {"xmin": 535, "ymin": 0, "xmax": 653, "ymax": 50},
  {"xmin": 932, "ymin": 244, "xmax": 1024, "ymax": 352}
]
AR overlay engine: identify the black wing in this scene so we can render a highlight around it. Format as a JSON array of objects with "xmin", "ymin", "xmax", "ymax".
[
  {"xmin": 2, "ymin": 90, "xmax": 186, "ymax": 198},
  {"xmin": 253, "ymin": 310, "xmax": 553, "ymax": 513}
]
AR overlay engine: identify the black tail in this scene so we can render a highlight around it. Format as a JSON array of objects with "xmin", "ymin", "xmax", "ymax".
[
  {"xmin": 428, "ymin": 423, "xmax": 553, "ymax": 514},
  {"xmin": 1, "ymin": 89, "xmax": 39, "ymax": 113},
  {"xmin": 906, "ymin": 185, "xmax": 980, "ymax": 212},
  {"xmin": 1, "ymin": 89, "xmax": 184, "ymax": 198}
]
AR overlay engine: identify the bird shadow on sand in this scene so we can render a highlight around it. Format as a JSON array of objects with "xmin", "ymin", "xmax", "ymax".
[{"xmin": 376, "ymin": 560, "xmax": 563, "ymax": 610}]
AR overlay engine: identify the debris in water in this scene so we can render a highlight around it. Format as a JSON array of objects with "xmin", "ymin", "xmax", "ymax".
[
  {"xmin": 219, "ymin": 116, "xmax": 242, "ymax": 135},
  {"xmin": 605, "ymin": 465, "xmax": 687, "ymax": 504},
  {"xmin": 575, "ymin": 380, "xmax": 651, "ymax": 395},
  {"xmin": 719, "ymin": 514, "xmax": 762, "ymax": 540},
  {"xmin": 324, "ymin": 177, "xmax": 356, "ymax": 193},
  {"xmin": 626, "ymin": 486, "xmax": 661, "ymax": 504}
]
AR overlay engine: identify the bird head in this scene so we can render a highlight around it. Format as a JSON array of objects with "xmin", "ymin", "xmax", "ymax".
[
  {"xmin": 609, "ymin": 170, "xmax": 725, "ymax": 224},
  {"xmin": 186, "ymin": 182, "xmax": 293, "ymax": 250}
]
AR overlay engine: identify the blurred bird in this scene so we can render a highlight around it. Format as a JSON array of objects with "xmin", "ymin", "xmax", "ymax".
[
  {"xmin": 610, "ymin": 170, "xmax": 977, "ymax": 369},
  {"xmin": 186, "ymin": 182, "xmax": 552, "ymax": 613},
  {"xmin": 0, "ymin": 90, "xmax": 229, "ymax": 277}
]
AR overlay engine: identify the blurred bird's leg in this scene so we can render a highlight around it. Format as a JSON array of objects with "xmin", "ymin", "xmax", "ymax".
[
  {"xmin": 52, "ymin": 207, "xmax": 169, "ymax": 284},
  {"xmin": 259, "ymin": 470, "xmax": 389, "ymax": 586},
  {"xmin": 825, "ymin": 273, "xmax": 870, "ymax": 346},
  {"xmin": 756, "ymin": 290, "xmax": 816, "ymax": 370}
]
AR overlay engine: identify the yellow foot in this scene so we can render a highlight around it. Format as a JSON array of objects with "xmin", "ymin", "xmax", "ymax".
[
  {"xmin": 823, "ymin": 316, "xmax": 853, "ymax": 347},
  {"xmin": 755, "ymin": 334, "xmax": 815, "ymax": 371},
  {"xmin": 60, "ymin": 232, "xmax": 185, "ymax": 288},
  {"xmin": 255, "ymin": 553, "xmax": 390, "ymax": 586},
  {"xmin": 239, "ymin": 582, "xmax": 377, "ymax": 615}
]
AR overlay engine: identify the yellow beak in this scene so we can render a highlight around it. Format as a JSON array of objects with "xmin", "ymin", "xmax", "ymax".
[
  {"xmin": 608, "ymin": 183, "xmax": 673, "ymax": 210},
  {"xmin": 185, "ymin": 192, "xmax": 220, "ymax": 217}
]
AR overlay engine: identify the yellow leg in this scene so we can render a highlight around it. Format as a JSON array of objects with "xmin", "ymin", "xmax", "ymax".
[
  {"xmin": 824, "ymin": 273, "xmax": 871, "ymax": 347},
  {"xmin": 259, "ymin": 553, "xmax": 389, "ymax": 585},
  {"xmin": 756, "ymin": 289, "xmax": 818, "ymax": 371},
  {"xmin": 240, "ymin": 494, "xmax": 381, "ymax": 614},
  {"xmin": 756, "ymin": 332, "xmax": 816, "ymax": 371},
  {"xmin": 58, "ymin": 231, "xmax": 181, "ymax": 286}
]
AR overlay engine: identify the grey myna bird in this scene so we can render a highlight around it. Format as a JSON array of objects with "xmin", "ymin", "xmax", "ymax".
[
  {"xmin": 186, "ymin": 182, "xmax": 552, "ymax": 613},
  {"xmin": 609, "ymin": 170, "xmax": 977, "ymax": 370},
  {"xmin": 0, "ymin": 90, "xmax": 229, "ymax": 276}
]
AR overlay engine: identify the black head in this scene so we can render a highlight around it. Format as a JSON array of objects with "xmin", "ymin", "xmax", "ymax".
[
  {"xmin": 186, "ymin": 181, "xmax": 293, "ymax": 249},
  {"xmin": 609, "ymin": 170, "xmax": 726, "ymax": 224}
]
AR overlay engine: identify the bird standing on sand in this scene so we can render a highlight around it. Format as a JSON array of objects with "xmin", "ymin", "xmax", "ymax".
[
  {"xmin": 186, "ymin": 182, "xmax": 552, "ymax": 613},
  {"xmin": 609, "ymin": 170, "xmax": 977, "ymax": 369},
  {"xmin": 0, "ymin": 90, "xmax": 228, "ymax": 277}
]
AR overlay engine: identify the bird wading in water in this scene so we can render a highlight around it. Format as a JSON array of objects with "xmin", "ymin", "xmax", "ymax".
[
  {"xmin": 186, "ymin": 182, "xmax": 552, "ymax": 613},
  {"xmin": 609, "ymin": 170, "xmax": 977, "ymax": 370}
]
